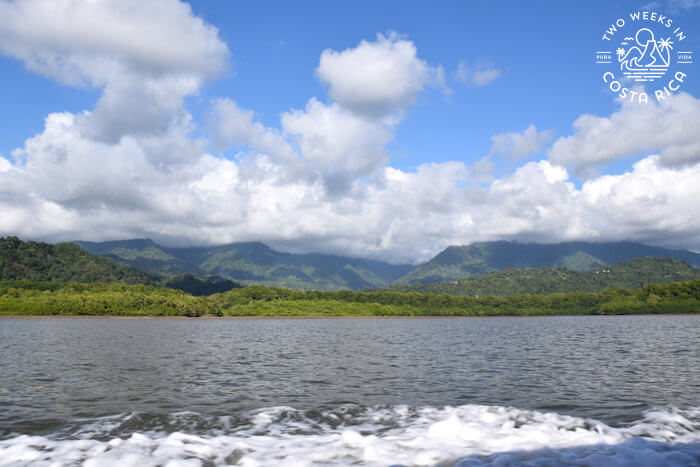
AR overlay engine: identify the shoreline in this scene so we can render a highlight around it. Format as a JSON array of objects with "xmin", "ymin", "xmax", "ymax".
[{"xmin": 1, "ymin": 313, "xmax": 697, "ymax": 320}]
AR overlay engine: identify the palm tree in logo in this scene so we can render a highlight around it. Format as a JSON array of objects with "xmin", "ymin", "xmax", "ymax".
[
  {"xmin": 616, "ymin": 48, "xmax": 626, "ymax": 61},
  {"xmin": 657, "ymin": 37, "xmax": 674, "ymax": 60}
]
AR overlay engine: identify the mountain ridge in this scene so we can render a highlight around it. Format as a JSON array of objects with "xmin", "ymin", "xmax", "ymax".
[
  {"xmin": 395, "ymin": 240, "xmax": 700, "ymax": 285},
  {"xmin": 75, "ymin": 239, "xmax": 413, "ymax": 291},
  {"xmin": 74, "ymin": 238, "xmax": 700, "ymax": 291}
]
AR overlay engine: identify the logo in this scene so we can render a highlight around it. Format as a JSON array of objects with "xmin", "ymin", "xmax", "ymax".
[{"xmin": 595, "ymin": 10, "xmax": 693, "ymax": 103}]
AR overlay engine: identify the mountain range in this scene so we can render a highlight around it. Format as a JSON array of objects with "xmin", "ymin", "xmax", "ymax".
[
  {"xmin": 2, "ymin": 236, "xmax": 699, "ymax": 295},
  {"xmin": 75, "ymin": 239, "xmax": 413, "ymax": 291},
  {"xmin": 74, "ymin": 238, "xmax": 700, "ymax": 290},
  {"xmin": 395, "ymin": 241, "xmax": 700, "ymax": 285}
]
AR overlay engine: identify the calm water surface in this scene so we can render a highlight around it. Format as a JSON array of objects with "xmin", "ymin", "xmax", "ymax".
[{"xmin": 0, "ymin": 315, "xmax": 698, "ymax": 465}]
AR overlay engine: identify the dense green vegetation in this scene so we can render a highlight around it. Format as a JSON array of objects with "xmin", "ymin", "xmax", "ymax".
[
  {"xmin": 6, "ymin": 235, "xmax": 700, "ymax": 307},
  {"xmin": 1, "ymin": 279, "xmax": 697, "ymax": 317},
  {"xmin": 163, "ymin": 274, "xmax": 243, "ymax": 296},
  {"xmin": 0, "ymin": 236, "xmax": 156, "ymax": 285},
  {"xmin": 396, "ymin": 241, "xmax": 700, "ymax": 285},
  {"xmin": 0, "ymin": 237, "xmax": 242, "ymax": 296},
  {"xmin": 374, "ymin": 258, "xmax": 700, "ymax": 296},
  {"xmin": 76, "ymin": 239, "xmax": 412, "ymax": 290}
]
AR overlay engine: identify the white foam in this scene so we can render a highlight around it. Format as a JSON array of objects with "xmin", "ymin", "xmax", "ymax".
[{"xmin": 0, "ymin": 405, "xmax": 698, "ymax": 466}]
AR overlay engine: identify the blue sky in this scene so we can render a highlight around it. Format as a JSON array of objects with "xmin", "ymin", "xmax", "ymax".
[{"xmin": 0, "ymin": 0, "xmax": 699, "ymax": 261}]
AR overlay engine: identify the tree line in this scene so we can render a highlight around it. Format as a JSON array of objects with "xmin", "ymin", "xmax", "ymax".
[{"xmin": 0, "ymin": 279, "xmax": 697, "ymax": 317}]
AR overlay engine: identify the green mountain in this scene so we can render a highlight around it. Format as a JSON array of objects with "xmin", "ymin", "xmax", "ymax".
[
  {"xmin": 5, "ymin": 236, "xmax": 700, "ymax": 297},
  {"xmin": 0, "ymin": 236, "xmax": 155, "ymax": 284},
  {"xmin": 395, "ymin": 241, "xmax": 700, "ymax": 285},
  {"xmin": 74, "ymin": 239, "xmax": 196, "ymax": 276},
  {"xmin": 75, "ymin": 239, "xmax": 413, "ymax": 291},
  {"xmin": 378, "ymin": 257, "xmax": 700, "ymax": 296},
  {"xmin": 0, "ymin": 237, "xmax": 245, "ymax": 295}
]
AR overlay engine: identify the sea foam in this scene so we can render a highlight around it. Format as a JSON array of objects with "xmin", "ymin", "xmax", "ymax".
[{"xmin": 0, "ymin": 404, "xmax": 698, "ymax": 466}]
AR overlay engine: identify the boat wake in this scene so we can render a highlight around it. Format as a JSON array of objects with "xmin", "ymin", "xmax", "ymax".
[{"xmin": 1, "ymin": 404, "xmax": 698, "ymax": 466}]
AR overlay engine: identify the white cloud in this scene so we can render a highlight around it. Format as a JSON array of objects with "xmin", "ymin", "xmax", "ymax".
[
  {"xmin": 209, "ymin": 33, "xmax": 442, "ymax": 193},
  {"xmin": 0, "ymin": 0, "xmax": 229, "ymax": 143},
  {"xmin": 3, "ymin": 117, "xmax": 699, "ymax": 262},
  {"xmin": 0, "ymin": 156, "xmax": 12, "ymax": 172},
  {"xmin": 280, "ymin": 98, "xmax": 392, "ymax": 188},
  {"xmin": 548, "ymin": 93, "xmax": 700, "ymax": 175},
  {"xmin": 207, "ymin": 98, "xmax": 297, "ymax": 163},
  {"xmin": 490, "ymin": 125, "xmax": 553, "ymax": 160},
  {"xmin": 579, "ymin": 156, "xmax": 700, "ymax": 247},
  {"xmin": 316, "ymin": 32, "xmax": 442, "ymax": 119},
  {"xmin": 456, "ymin": 61, "xmax": 501, "ymax": 86},
  {"xmin": 465, "ymin": 156, "xmax": 495, "ymax": 184},
  {"xmin": 0, "ymin": 0, "xmax": 228, "ymax": 85}
]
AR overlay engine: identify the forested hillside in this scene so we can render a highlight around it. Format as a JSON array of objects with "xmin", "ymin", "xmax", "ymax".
[
  {"xmin": 395, "ymin": 241, "xmax": 700, "ymax": 284},
  {"xmin": 0, "ymin": 237, "xmax": 155, "ymax": 284},
  {"xmin": 378, "ymin": 258, "xmax": 699, "ymax": 296},
  {"xmin": 0, "ymin": 237, "xmax": 244, "ymax": 295}
]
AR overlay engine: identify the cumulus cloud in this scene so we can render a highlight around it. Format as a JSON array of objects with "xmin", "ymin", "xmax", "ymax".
[
  {"xmin": 490, "ymin": 125, "xmax": 553, "ymax": 160},
  {"xmin": 3, "ymin": 117, "xmax": 699, "ymax": 262},
  {"xmin": 465, "ymin": 156, "xmax": 495, "ymax": 184},
  {"xmin": 280, "ymin": 98, "xmax": 392, "ymax": 188},
  {"xmin": 316, "ymin": 32, "xmax": 443, "ymax": 119},
  {"xmin": 0, "ymin": 156, "xmax": 11, "ymax": 172},
  {"xmin": 3, "ymin": 129, "xmax": 700, "ymax": 263},
  {"xmin": 0, "ymin": 0, "xmax": 229, "ymax": 143},
  {"xmin": 210, "ymin": 33, "xmax": 441, "ymax": 193},
  {"xmin": 0, "ymin": 1, "xmax": 699, "ymax": 262},
  {"xmin": 548, "ymin": 93, "xmax": 700, "ymax": 176},
  {"xmin": 0, "ymin": 0, "xmax": 228, "ymax": 84},
  {"xmin": 207, "ymin": 96, "xmax": 393, "ymax": 193},
  {"xmin": 207, "ymin": 98, "xmax": 297, "ymax": 163},
  {"xmin": 456, "ymin": 61, "xmax": 501, "ymax": 86}
]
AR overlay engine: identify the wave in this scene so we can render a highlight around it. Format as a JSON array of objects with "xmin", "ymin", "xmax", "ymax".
[{"xmin": 0, "ymin": 404, "xmax": 698, "ymax": 466}]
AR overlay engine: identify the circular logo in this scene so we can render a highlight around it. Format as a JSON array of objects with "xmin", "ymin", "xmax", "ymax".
[{"xmin": 595, "ymin": 10, "xmax": 693, "ymax": 103}]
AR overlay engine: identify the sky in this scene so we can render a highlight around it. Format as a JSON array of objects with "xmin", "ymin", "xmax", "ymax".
[{"xmin": 0, "ymin": 0, "xmax": 699, "ymax": 264}]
